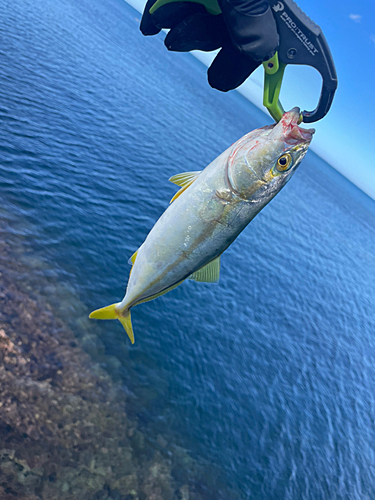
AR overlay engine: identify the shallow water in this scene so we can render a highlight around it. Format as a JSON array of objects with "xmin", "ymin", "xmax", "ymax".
[{"xmin": 1, "ymin": 0, "xmax": 375, "ymax": 498}]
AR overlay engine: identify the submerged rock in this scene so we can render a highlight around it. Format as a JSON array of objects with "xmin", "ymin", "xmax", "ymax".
[
  {"xmin": 0, "ymin": 273, "xmax": 132, "ymax": 499},
  {"xmin": 0, "ymin": 245, "xmax": 179, "ymax": 500},
  {"xmin": 0, "ymin": 229, "xmax": 237, "ymax": 500}
]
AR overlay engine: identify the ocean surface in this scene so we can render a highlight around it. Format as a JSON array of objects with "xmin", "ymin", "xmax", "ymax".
[{"xmin": 1, "ymin": 0, "xmax": 375, "ymax": 498}]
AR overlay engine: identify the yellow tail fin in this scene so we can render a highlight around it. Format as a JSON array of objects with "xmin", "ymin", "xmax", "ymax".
[{"xmin": 89, "ymin": 303, "xmax": 134, "ymax": 344}]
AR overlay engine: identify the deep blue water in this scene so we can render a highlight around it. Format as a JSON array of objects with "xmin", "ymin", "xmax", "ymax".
[{"xmin": 1, "ymin": 0, "xmax": 375, "ymax": 497}]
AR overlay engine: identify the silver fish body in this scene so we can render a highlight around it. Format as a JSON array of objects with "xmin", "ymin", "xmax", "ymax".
[{"xmin": 90, "ymin": 108, "xmax": 314, "ymax": 342}]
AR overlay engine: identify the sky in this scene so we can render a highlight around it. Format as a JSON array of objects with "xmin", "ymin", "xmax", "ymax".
[{"xmin": 126, "ymin": 0, "xmax": 375, "ymax": 199}]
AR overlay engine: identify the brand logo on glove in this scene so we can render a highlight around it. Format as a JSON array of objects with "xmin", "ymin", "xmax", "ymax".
[{"xmin": 272, "ymin": 2, "xmax": 284, "ymax": 13}]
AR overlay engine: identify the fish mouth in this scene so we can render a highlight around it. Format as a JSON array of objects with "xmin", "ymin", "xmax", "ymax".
[{"xmin": 278, "ymin": 107, "xmax": 315, "ymax": 145}]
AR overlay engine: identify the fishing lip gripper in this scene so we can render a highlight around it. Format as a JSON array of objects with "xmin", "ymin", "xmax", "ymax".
[
  {"xmin": 149, "ymin": 0, "xmax": 338, "ymax": 123},
  {"xmin": 263, "ymin": 0, "xmax": 337, "ymax": 123}
]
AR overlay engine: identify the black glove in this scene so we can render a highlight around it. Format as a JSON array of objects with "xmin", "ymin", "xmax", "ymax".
[{"xmin": 140, "ymin": 0, "xmax": 279, "ymax": 91}]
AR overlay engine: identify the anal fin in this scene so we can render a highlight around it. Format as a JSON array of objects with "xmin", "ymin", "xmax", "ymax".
[{"xmin": 188, "ymin": 256, "xmax": 221, "ymax": 283}]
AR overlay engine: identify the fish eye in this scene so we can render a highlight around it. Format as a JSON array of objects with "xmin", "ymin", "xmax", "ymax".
[{"xmin": 276, "ymin": 153, "xmax": 292, "ymax": 172}]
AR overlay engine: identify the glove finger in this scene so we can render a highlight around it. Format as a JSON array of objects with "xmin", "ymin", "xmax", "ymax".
[
  {"xmin": 140, "ymin": 0, "xmax": 162, "ymax": 35},
  {"xmin": 153, "ymin": 2, "xmax": 206, "ymax": 29},
  {"xmin": 207, "ymin": 45, "xmax": 260, "ymax": 91},
  {"xmin": 165, "ymin": 13, "xmax": 229, "ymax": 52},
  {"xmin": 142, "ymin": 2, "xmax": 206, "ymax": 34},
  {"xmin": 219, "ymin": 1, "xmax": 279, "ymax": 62}
]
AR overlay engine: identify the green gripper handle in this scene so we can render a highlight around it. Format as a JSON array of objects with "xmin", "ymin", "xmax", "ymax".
[{"xmin": 262, "ymin": 53, "xmax": 287, "ymax": 123}]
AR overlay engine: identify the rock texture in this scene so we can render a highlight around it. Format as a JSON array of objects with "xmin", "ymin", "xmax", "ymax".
[{"xmin": 0, "ymin": 241, "xmax": 205, "ymax": 500}]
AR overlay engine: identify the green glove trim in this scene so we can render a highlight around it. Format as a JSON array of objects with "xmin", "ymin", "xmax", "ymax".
[{"xmin": 149, "ymin": 0, "xmax": 222, "ymax": 16}]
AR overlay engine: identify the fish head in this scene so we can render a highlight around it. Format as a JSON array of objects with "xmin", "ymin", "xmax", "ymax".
[{"xmin": 227, "ymin": 108, "xmax": 315, "ymax": 201}]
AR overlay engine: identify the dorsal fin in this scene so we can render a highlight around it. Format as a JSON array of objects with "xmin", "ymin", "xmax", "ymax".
[
  {"xmin": 188, "ymin": 256, "xmax": 221, "ymax": 283},
  {"xmin": 169, "ymin": 171, "xmax": 202, "ymax": 188},
  {"xmin": 169, "ymin": 171, "xmax": 202, "ymax": 203}
]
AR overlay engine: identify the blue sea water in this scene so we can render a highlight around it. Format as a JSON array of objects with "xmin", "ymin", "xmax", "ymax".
[{"xmin": 1, "ymin": 0, "xmax": 375, "ymax": 498}]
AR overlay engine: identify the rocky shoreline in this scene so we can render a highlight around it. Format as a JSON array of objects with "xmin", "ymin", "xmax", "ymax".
[{"xmin": 0, "ymin": 234, "xmax": 215, "ymax": 500}]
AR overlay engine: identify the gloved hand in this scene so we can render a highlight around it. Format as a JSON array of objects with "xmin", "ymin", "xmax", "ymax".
[{"xmin": 140, "ymin": 0, "xmax": 279, "ymax": 91}]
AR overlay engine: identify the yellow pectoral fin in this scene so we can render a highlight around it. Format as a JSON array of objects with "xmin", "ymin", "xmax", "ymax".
[{"xmin": 89, "ymin": 303, "xmax": 134, "ymax": 344}]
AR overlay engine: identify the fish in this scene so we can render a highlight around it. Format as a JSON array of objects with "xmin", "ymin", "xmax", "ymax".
[{"xmin": 90, "ymin": 108, "xmax": 314, "ymax": 343}]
